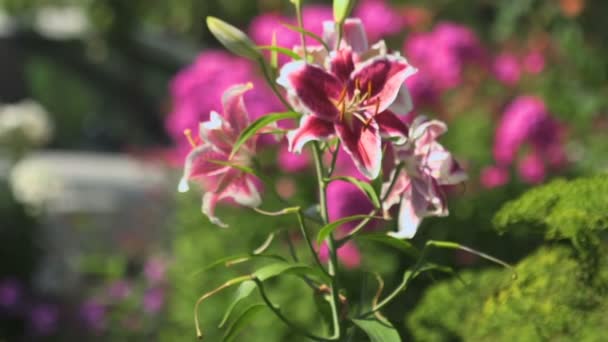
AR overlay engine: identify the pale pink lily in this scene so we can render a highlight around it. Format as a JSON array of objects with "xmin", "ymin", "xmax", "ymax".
[
  {"xmin": 382, "ymin": 116, "xmax": 466, "ymax": 238},
  {"xmin": 278, "ymin": 42, "xmax": 416, "ymax": 179},
  {"xmin": 178, "ymin": 83, "xmax": 261, "ymax": 227}
]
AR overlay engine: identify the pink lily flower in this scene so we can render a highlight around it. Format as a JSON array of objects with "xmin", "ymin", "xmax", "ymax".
[
  {"xmin": 382, "ymin": 116, "xmax": 466, "ymax": 238},
  {"xmin": 178, "ymin": 83, "xmax": 262, "ymax": 227},
  {"xmin": 278, "ymin": 29, "xmax": 416, "ymax": 179}
]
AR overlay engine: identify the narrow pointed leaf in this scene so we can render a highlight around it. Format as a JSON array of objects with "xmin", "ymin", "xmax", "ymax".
[
  {"xmin": 219, "ymin": 281, "xmax": 257, "ymax": 328},
  {"xmin": 254, "ymin": 262, "xmax": 329, "ymax": 282},
  {"xmin": 189, "ymin": 254, "xmax": 285, "ymax": 278},
  {"xmin": 259, "ymin": 45, "xmax": 302, "ymax": 61},
  {"xmin": 357, "ymin": 233, "xmax": 420, "ymax": 259},
  {"xmin": 230, "ymin": 111, "xmax": 301, "ymax": 158},
  {"xmin": 352, "ymin": 318, "xmax": 402, "ymax": 342},
  {"xmin": 281, "ymin": 23, "xmax": 331, "ymax": 51},
  {"xmin": 316, "ymin": 214, "xmax": 384, "ymax": 245},
  {"xmin": 222, "ymin": 304, "xmax": 267, "ymax": 342},
  {"xmin": 270, "ymin": 33, "xmax": 279, "ymax": 69},
  {"xmin": 207, "ymin": 16, "xmax": 261, "ymax": 60},
  {"xmin": 253, "ymin": 233, "xmax": 275, "ymax": 255},
  {"xmin": 326, "ymin": 176, "xmax": 382, "ymax": 209}
]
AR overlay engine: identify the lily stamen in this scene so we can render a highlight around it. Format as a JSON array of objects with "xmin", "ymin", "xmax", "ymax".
[{"xmin": 184, "ymin": 129, "xmax": 198, "ymax": 148}]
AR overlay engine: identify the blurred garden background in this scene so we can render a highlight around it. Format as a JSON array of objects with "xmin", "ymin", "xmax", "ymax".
[{"xmin": 0, "ymin": 0, "xmax": 606, "ymax": 340}]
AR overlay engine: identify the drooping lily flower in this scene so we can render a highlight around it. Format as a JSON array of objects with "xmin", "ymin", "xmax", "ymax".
[
  {"xmin": 178, "ymin": 83, "xmax": 262, "ymax": 227},
  {"xmin": 382, "ymin": 116, "xmax": 466, "ymax": 238},
  {"xmin": 278, "ymin": 30, "xmax": 416, "ymax": 179}
]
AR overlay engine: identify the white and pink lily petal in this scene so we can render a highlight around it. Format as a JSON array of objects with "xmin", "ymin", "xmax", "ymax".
[
  {"xmin": 382, "ymin": 115, "xmax": 467, "ymax": 238},
  {"xmin": 277, "ymin": 50, "xmax": 413, "ymax": 179},
  {"xmin": 177, "ymin": 83, "xmax": 262, "ymax": 227}
]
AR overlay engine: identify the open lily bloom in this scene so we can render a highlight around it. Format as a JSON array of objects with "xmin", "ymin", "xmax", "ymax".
[
  {"xmin": 382, "ymin": 116, "xmax": 467, "ymax": 238},
  {"xmin": 278, "ymin": 22, "xmax": 416, "ymax": 179},
  {"xmin": 178, "ymin": 83, "xmax": 261, "ymax": 227}
]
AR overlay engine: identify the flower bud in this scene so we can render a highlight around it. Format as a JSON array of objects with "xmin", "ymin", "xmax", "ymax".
[
  {"xmin": 333, "ymin": 0, "xmax": 355, "ymax": 24},
  {"xmin": 206, "ymin": 16, "xmax": 261, "ymax": 60}
]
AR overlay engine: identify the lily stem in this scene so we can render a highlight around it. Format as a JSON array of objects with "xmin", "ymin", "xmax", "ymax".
[{"xmin": 311, "ymin": 142, "xmax": 342, "ymax": 339}]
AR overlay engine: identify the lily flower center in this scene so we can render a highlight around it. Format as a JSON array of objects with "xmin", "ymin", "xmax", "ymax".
[{"xmin": 332, "ymin": 79, "xmax": 381, "ymax": 128}]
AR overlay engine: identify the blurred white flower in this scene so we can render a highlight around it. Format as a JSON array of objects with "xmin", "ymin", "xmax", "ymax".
[
  {"xmin": 0, "ymin": 99, "xmax": 54, "ymax": 146},
  {"xmin": 34, "ymin": 6, "xmax": 90, "ymax": 40},
  {"xmin": 9, "ymin": 156, "xmax": 63, "ymax": 211}
]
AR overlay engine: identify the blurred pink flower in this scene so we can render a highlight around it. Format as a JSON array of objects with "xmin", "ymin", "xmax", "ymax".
[
  {"xmin": 480, "ymin": 165, "xmax": 509, "ymax": 188},
  {"xmin": 523, "ymin": 50, "xmax": 545, "ymax": 74},
  {"xmin": 142, "ymin": 288, "xmax": 164, "ymax": 314},
  {"xmin": 80, "ymin": 299, "xmax": 106, "ymax": 334},
  {"xmin": 403, "ymin": 22, "xmax": 484, "ymax": 105},
  {"xmin": 106, "ymin": 280, "xmax": 131, "ymax": 300},
  {"xmin": 354, "ymin": 0, "xmax": 405, "ymax": 42},
  {"xmin": 0, "ymin": 278, "xmax": 21, "ymax": 310},
  {"xmin": 277, "ymin": 144, "xmax": 310, "ymax": 172},
  {"xmin": 487, "ymin": 95, "xmax": 567, "ymax": 186},
  {"xmin": 248, "ymin": 5, "xmax": 332, "ymax": 64},
  {"xmin": 178, "ymin": 84, "xmax": 263, "ymax": 227},
  {"xmin": 518, "ymin": 151, "xmax": 546, "ymax": 183},
  {"xmin": 29, "ymin": 303, "xmax": 59, "ymax": 336},
  {"xmin": 144, "ymin": 258, "xmax": 167, "ymax": 286},
  {"xmin": 492, "ymin": 53, "xmax": 521, "ymax": 86},
  {"xmin": 166, "ymin": 51, "xmax": 280, "ymax": 161},
  {"xmin": 318, "ymin": 241, "xmax": 362, "ymax": 269}
]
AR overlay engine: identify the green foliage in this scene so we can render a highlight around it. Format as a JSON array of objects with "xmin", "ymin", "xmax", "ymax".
[
  {"xmin": 493, "ymin": 175, "xmax": 608, "ymax": 242},
  {"xmin": 408, "ymin": 245, "xmax": 608, "ymax": 342}
]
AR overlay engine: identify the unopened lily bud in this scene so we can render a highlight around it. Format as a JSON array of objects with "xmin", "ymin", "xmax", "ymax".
[
  {"xmin": 333, "ymin": 0, "xmax": 356, "ymax": 24},
  {"xmin": 206, "ymin": 16, "xmax": 261, "ymax": 60}
]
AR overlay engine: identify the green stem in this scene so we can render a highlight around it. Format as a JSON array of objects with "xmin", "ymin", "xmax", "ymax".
[
  {"xmin": 252, "ymin": 277, "xmax": 335, "ymax": 341},
  {"xmin": 358, "ymin": 240, "xmax": 514, "ymax": 317},
  {"xmin": 297, "ymin": 209, "xmax": 331, "ymax": 278},
  {"xmin": 258, "ymin": 58, "xmax": 292, "ymax": 110},
  {"xmin": 311, "ymin": 142, "xmax": 342, "ymax": 339},
  {"xmin": 294, "ymin": 1, "xmax": 307, "ymax": 60},
  {"xmin": 327, "ymin": 140, "xmax": 341, "ymax": 177}
]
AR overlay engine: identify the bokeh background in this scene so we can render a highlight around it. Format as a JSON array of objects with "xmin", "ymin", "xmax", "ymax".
[{"xmin": 0, "ymin": 0, "xmax": 606, "ymax": 341}]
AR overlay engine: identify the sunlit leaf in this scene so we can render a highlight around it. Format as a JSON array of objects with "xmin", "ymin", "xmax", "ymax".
[
  {"xmin": 230, "ymin": 111, "xmax": 300, "ymax": 158},
  {"xmin": 222, "ymin": 304, "xmax": 267, "ymax": 342},
  {"xmin": 259, "ymin": 45, "xmax": 302, "ymax": 61},
  {"xmin": 357, "ymin": 233, "xmax": 420, "ymax": 259},
  {"xmin": 281, "ymin": 23, "xmax": 331, "ymax": 51},
  {"xmin": 352, "ymin": 318, "xmax": 402, "ymax": 342},
  {"xmin": 316, "ymin": 214, "xmax": 384, "ymax": 245},
  {"xmin": 219, "ymin": 281, "xmax": 257, "ymax": 328},
  {"xmin": 326, "ymin": 176, "xmax": 382, "ymax": 209}
]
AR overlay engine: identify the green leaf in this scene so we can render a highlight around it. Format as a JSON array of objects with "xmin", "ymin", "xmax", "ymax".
[
  {"xmin": 259, "ymin": 45, "xmax": 302, "ymax": 61},
  {"xmin": 207, "ymin": 16, "xmax": 261, "ymax": 60},
  {"xmin": 222, "ymin": 304, "xmax": 267, "ymax": 342},
  {"xmin": 189, "ymin": 254, "xmax": 285, "ymax": 278},
  {"xmin": 333, "ymin": 0, "xmax": 356, "ymax": 24},
  {"xmin": 326, "ymin": 176, "xmax": 382, "ymax": 209},
  {"xmin": 254, "ymin": 261, "xmax": 329, "ymax": 282},
  {"xmin": 219, "ymin": 281, "xmax": 257, "ymax": 328},
  {"xmin": 317, "ymin": 214, "xmax": 383, "ymax": 245},
  {"xmin": 352, "ymin": 318, "xmax": 402, "ymax": 342},
  {"xmin": 220, "ymin": 261, "xmax": 328, "ymax": 328},
  {"xmin": 357, "ymin": 233, "xmax": 420, "ymax": 259},
  {"xmin": 281, "ymin": 23, "xmax": 330, "ymax": 51},
  {"xmin": 230, "ymin": 111, "xmax": 300, "ymax": 158}
]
